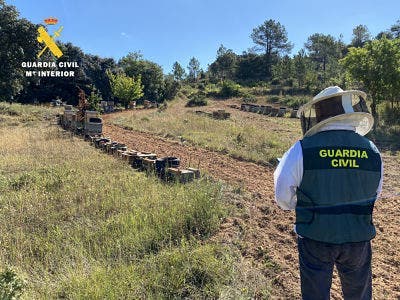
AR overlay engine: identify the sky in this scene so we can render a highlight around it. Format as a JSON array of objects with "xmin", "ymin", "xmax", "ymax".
[{"xmin": 6, "ymin": 0, "xmax": 400, "ymax": 73}]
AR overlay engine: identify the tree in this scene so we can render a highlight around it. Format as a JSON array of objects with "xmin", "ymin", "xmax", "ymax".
[
  {"xmin": 250, "ymin": 19, "xmax": 293, "ymax": 76},
  {"xmin": 208, "ymin": 45, "xmax": 237, "ymax": 81},
  {"xmin": 293, "ymin": 49, "xmax": 309, "ymax": 88},
  {"xmin": 107, "ymin": 70, "xmax": 144, "ymax": 108},
  {"xmin": 162, "ymin": 74, "xmax": 180, "ymax": 100},
  {"xmin": 0, "ymin": 1, "xmax": 39, "ymax": 101},
  {"xmin": 272, "ymin": 55, "xmax": 294, "ymax": 85},
  {"xmin": 119, "ymin": 52, "xmax": 165, "ymax": 102},
  {"xmin": 305, "ymin": 33, "xmax": 342, "ymax": 83},
  {"xmin": 87, "ymin": 86, "xmax": 102, "ymax": 111},
  {"xmin": 340, "ymin": 37, "xmax": 400, "ymax": 127},
  {"xmin": 235, "ymin": 52, "xmax": 268, "ymax": 82},
  {"xmin": 187, "ymin": 57, "xmax": 201, "ymax": 82},
  {"xmin": 375, "ymin": 31, "xmax": 394, "ymax": 40},
  {"xmin": 351, "ymin": 25, "xmax": 371, "ymax": 47},
  {"xmin": 390, "ymin": 20, "xmax": 400, "ymax": 39},
  {"xmin": 172, "ymin": 61, "xmax": 186, "ymax": 81},
  {"xmin": 23, "ymin": 42, "xmax": 95, "ymax": 105},
  {"xmin": 84, "ymin": 54, "xmax": 116, "ymax": 100}
]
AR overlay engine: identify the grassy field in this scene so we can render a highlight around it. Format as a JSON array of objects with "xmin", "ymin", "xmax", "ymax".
[
  {"xmin": 1, "ymin": 100, "xmax": 398, "ymax": 298},
  {"xmin": 0, "ymin": 103, "xmax": 267, "ymax": 299},
  {"xmin": 112, "ymin": 98, "xmax": 301, "ymax": 165},
  {"xmin": 0, "ymin": 102, "xmax": 58, "ymax": 127}
]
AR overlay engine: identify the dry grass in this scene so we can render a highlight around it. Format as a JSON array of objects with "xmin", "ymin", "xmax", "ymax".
[
  {"xmin": 0, "ymin": 102, "xmax": 59, "ymax": 127},
  {"xmin": 112, "ymin": 98, "xmax": 301, "ymax": 165}
]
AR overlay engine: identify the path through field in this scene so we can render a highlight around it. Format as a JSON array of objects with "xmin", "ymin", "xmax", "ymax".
[{"xmin": 102, "ymin": 111, "xmax": 400, "ymax": 299}]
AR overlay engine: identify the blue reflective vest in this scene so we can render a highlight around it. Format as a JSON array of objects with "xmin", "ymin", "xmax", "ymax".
[{"xmin": 296, "ymin": 130, "xmax": 382, "ymax": 244}]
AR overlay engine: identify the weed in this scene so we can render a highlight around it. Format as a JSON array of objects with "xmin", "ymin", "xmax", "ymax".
[{"xmin": 0, "ymin": 268, "xmax": 26, "ymax": 300}]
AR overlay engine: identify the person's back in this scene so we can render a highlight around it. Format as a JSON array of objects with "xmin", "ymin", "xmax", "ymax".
[
  {"xmin": 297, "ymin": 129, "xmax": 381, "ymax": 244},
  {"xmin": 274, "ymin": 86, "xmax": 383, "ymax": 299}
]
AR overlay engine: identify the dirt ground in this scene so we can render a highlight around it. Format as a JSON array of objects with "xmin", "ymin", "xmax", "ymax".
[{"xmin": 102, "ymin": 108, "xmax": 400, "ymax": 299}]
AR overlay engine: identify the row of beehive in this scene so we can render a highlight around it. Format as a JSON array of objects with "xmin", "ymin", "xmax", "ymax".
[
  {"xmin": 239, "ymin": 103, "xmax": 298, "ymax": 118},
  {"xmin": 59, "ymin": 105, "xmax": 103, "ymax": 135},
  {"xmin": 88, "ymin": 136, "xmax": 201, "ymax": 183}
]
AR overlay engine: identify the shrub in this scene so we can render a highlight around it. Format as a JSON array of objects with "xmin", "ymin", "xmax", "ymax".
[
  {"xmin": 186, "ymin": 94, "xmax": 208, "ymax": 107},
  {"xmin": 219, "ymin": 81, "xmax": 241, "ymax": 98},
  {"xmin": 197, "ymin": 82, "xmax": 206, "ymax": 91},
  {"xmin": 271, "ymin": 78, "xmax": 280, "ymax": 85},
  {"xmin": 163, "ymin": 75, "xmax": 181, "ymax": 101},
  {"xmin": 241, "ymin": 93, "xmax": 257, "ymax": 103},
  {"xmin": 0, "ymin": 268, "xmax": 26, "ymax": 300}
]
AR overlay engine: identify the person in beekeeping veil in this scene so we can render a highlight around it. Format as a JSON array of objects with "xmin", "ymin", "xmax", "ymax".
[{"xmin": 274, "ymin": 86, "xmax": 383, "ymax": 300}]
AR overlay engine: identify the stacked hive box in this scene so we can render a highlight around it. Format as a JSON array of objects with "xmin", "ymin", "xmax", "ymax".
[
  {"xmin": 61, "ymin": 106, "xmax": 200, "ymax": 184},
  {"xmin": 84, "ymin": 111, "xmax": 103, "ymax": 136},
  {"xmin": 87, "ymin": 135, "xmax": 200, "ymax": 184}
]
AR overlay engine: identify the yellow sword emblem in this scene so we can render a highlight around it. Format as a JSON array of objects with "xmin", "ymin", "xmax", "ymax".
[{"xmin": 37, "ymin": 26, "xmax": 64, "ymax": 58}]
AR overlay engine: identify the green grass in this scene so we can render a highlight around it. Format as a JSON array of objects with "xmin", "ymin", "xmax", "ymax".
[
  {"xmin": 113, "ymin": 100, "xmax": 301, "ymax": 165},
  {"xmin": 0, "ymin": 104, "xmax": 270, "ymax": 299},
  {"xmin": 60, "ymin": 241, "xmax": 235, "ymax": 299},
  {"xmin": 0, "ymin": 114, "xmax": 240, "ymax": 298}
]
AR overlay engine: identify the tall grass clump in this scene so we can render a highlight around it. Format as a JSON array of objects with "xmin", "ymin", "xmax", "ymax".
[{"xmin": 59, "ymin": 241, "xmax": 235, "ymax": 299}]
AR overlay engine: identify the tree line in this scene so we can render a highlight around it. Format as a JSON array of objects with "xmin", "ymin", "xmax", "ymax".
[
  {"xmin": 204, "ymin": 20, "xmax": 400, "ymax": 92},
  {"xmin": 0, "ymin": 1, "xmax": 180, "ymax": 106},
  {"xmin": 2, "ymin": 0, "xmax": 400, "ymax": 118}
]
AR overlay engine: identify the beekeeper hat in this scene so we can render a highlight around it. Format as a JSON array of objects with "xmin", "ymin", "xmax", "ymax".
[{"xmin": 297, "ymin": 86, "xmax": 374, "ymax": 137}]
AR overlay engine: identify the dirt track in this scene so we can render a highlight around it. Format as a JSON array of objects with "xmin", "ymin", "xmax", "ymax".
[{"xmin": 102, "ymin": 111, "xmax": 400, "ymax": 299}]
